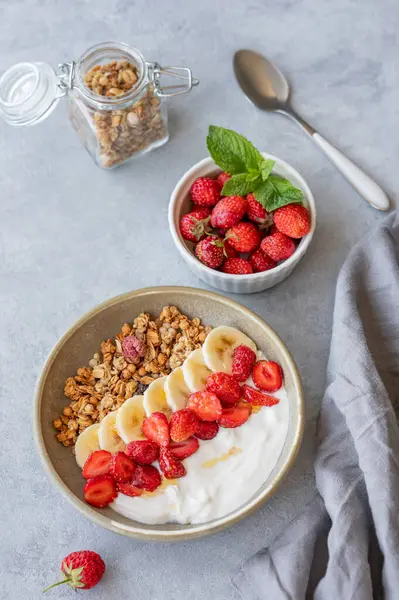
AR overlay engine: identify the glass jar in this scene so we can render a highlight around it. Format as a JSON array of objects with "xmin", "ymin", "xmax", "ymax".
[{"xmin": 0, "ymin": 41, "xmax": 198, "ymax": 169}]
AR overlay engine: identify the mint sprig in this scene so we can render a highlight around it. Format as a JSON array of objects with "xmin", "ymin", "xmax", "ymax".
[{"xmin": 206, "ymin": 126, "xmax": 304, "ymax": 212}]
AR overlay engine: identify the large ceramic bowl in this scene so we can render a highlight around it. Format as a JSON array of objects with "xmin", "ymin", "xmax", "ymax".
[
  {"xmin": 169, "ymin": 154, "xmax": 316, "ymax": 294},
  {"xmin": 34, "ymin": 286, "xmax": 304, "ymax": 540}
]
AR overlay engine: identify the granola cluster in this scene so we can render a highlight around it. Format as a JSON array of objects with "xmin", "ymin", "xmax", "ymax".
[
  {"xmin": 81, "ymin": 60, "xmax": 167, "ymax": 169},
  {"xmin": 53, "ymin": 306, "xmax": 212, "ymax": 447}
]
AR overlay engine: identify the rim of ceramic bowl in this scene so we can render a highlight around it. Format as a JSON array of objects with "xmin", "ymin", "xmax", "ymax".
[
  {"xmin": 33, "ymin": 286, "xmax": 304, "ymax": 541},
  {"xmin": 168, "ymin": 154, "xmax": 316, "ymax": 282}
]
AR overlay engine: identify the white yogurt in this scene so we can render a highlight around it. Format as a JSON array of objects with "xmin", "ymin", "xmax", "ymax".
[{"xmin": 111, "ymin": 354, "xmax": 289, "ymax": 525}]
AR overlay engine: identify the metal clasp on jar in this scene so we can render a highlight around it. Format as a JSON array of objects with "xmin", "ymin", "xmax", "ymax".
[{"xmin": 147, "ymin": 63, "xmax": 199, "ymax": 97}]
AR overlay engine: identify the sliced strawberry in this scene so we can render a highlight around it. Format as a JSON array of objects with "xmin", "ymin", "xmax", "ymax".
[
  {"xmin": 206, "ymin": 372, "xmax": 241, "ymax": 407},
  {"xmin": 218, "ymin": 405, "xmax": 252, "ymax": 428},
  {"xmin": 83, "ymin": 474, "xmax": 117, "ymax": 508},
  {"xmin": 131, "ymin": 464, "xmax": 162, "ymax": 492},
  {"xmin": 195, "ymin": 420, "xmax": 219, "ymax": 440},
  {"xmin": 142, "ymin": 411, "xmax": 170, "ymax": 447},
  {"xmin": 232, "ymin": 345, "xmax": 257, "ymax": 382},
  {"xmin": 187, "ymin": 390, "xmax": 222, "ymax": 421},
  {"xmin": 252, "ymin": 360, "xmax": 283, "ymax": 392},
  {"xmin": 169, "ymin": 409, "xmax": 199, "ymax": 443},
  {"xmin": 109, "ymin": 451, "xmax": 136, "ymax": 483},
  {"xmin": 117, "ymin": 482, "xmax": 143, "ymax": 497},
  {"xmin": 168, "ymin": 437, "xmax": 199, "ymax": 460},
  {"xmin": 159, "ymin": 448, "xmax": 186, "ymax": 479},
  {"xmin": 125, "ymin": 440, "xmax": 159, "ymax": 465},
  {"xmin": 242, "ymin": 384, "xmax": 280, "ymax": 406},
  {"xmin": 82, "ymin": 450, "xmax": 112, "ymax": 479}
]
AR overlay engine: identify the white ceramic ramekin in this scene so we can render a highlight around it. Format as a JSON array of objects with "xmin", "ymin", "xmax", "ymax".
[{"xmin": 168, "ymin": 154, "xmax": 316, "ymax": 294}]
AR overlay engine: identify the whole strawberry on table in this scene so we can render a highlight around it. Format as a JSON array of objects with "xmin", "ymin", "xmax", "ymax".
[{"xmin": 179, "ymin": 126, "xmax": 311, "ymax": 274}]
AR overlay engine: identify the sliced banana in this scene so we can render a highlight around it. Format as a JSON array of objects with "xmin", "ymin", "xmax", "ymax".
[
  {"xmin": 116, "ymin": 395, "xmax": 146, "ymax": 443},
  {"xmin": 182, "ymin": 348, "xmax": 212, "ymax": 393},
  {"xmin": 143, "ymin": 376, "xmax": 171, "ymax": 418},
  {"xmin": 165, "ymin": 367, "xmax": 191, "ymax": 411},
  {"xmin": 98, "ymin": 411, "xmax": 126, "ymax": 453},
  {"xmin": 202, "ymin": 326, "xmax": 257, "ymax": 374},
  {"xmin": 74, "ymin": 423, "xmax": 101, "ymax": 468}
]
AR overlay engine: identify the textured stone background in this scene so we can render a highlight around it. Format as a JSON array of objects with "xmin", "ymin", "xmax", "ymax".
[{"xmin": 0, "ymin": 0, "xmax": 398, "ymax": 597}]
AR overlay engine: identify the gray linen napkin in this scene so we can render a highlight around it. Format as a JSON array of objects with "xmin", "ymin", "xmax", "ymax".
[{"xmin": 232, "ymin": 212, "xmax": 399, "ymax": 600}]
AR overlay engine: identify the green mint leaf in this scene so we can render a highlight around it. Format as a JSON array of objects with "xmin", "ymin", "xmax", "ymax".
[
  {"xmin": 222, "ymin": 173, "xmax": 262, "ymax": 196},
  {"xmin": 253, "ymin": 175, "xmax": 304, "ymax": 212},
  {"xmin": 260, "ymin": 159, "xmax": 275, "ymax": 181},
  {"xmin": 206, "ymin": 126, "xmax": 263, "ymax": 175}
]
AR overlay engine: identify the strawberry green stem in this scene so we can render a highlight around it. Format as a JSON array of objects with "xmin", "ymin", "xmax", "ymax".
[{"xmin": 42, "ymin": 578, "xmax": 72, "ymax": 593}]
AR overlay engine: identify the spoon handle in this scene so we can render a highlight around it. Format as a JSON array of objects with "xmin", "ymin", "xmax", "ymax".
[{"xmin": 312, "ymin": 133, "xmax": 390, "ymax": 211}]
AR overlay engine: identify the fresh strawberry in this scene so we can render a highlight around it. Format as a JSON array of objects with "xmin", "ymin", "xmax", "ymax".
[
  {"xmin": 206, "ymin": 372, "xmax": 241, "ymax": 406},
  {"xmin": 247, "ymin": 193, "xmax": 272, "ymax": 227},
  {"xmin": 117, "ymin": 482, "xmax": 143, "ymax": 497},
  {"xmin": 125, "ymin": 440, "xmax": 159, "ymax": 465},
  {"xmin": 43, "ymin": 550, "xmax": 106, "ymax": 592},
  {"xmin": 83, "ymin": 474, "xmax": 117, "ymax": 508},
  {"xmin": 232, "ymin": 345, "xmax": 257, "ymax": 382},
  {"xmin": 273, "ymin": 204, "xmax": 311, "ymax": 238},
  {"xmin": 195, "ymin": 235, "xmax": 225, "ymax": 269},
  {"xmin": 109, "ymin": 451, "xmax": 136, "ymax": 483},
  {"xmin": 222, "ymin": 257, "xmax": 253, "ymax": 274},
  {"xmin": 218, "ymin": 405, "xmax": 252, "ymax": 428},
  {"xmin": 195, "ymin": 420, "xmax": 219, "ymax": 440},
  {"xmin": 226, "ymin": 222, "xmax": 261, "ymax": 253},
  {"xmin": 210, "ymin": 195, "xmax": 247, "ymax": 229},
  {"xmin": 142, "ymin": 411, "xmax": 170, "ymax": 447},
  {"xmin": 252, "ymin": 360, "xmax": 283, "ymax": 392},
  {"xmin": 217, "ymin": 171, "xmax": 231, "ymax": 189},
  {"xmin": 223, "ymin": 240, "xmax": 238, "ymax": 258},
  {"xmin": 82, "ymin": 450, "xmax": 111, "ymax": 479},
  {"xmin": 249, "ymin": 248, "xmax": 277, "ymax": 272},
  {"xmin": 190, "ymin": 177, "xmax": 221, "ymax": 207},
  {"xmin": 131, "ymin": 464, "xmax": 162, "ymax": 492},
  {"xmin": 187, "ymin": 390, "xmax": 223, "ymax": 421},
  {"xmin": 159, "ymin": 448, "xmax": 186, "ymax": 479},
  {"xmin": 170, "ymin": 409, "xmax": 199, "ymax": 442},
  {"xmin": 179, "ymin": 209, "xmax": 211, "ymax": 243},
  {"xmin": 242, "ymin": 384, "xmax": 280, "ymax": 406},
  {"xmin": 168, "ymin": 437, "xmax": 199, "ymax": 459},
  {"xmin": 261, "ymin": 231, "xmax": 296, "ymax": 261}
]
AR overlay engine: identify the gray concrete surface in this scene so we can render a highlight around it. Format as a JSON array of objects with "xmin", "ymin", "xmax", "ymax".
[{"xmin": 0, "ymin": 0, "xmax": 398, "ymax": 598}]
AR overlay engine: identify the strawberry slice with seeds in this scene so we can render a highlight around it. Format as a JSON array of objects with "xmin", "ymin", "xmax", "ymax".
[
  {"xmin": 82, "ymin": 450, "xmax": 112, "ymax": 479},
  {"xmin": 187, "ymin": 391, "xmax": 222, "ymax": 421},
  {"xmin": 83, "ymin": 474, "xmax": 118, "ymax": 508},
  {"xmin": 159, "ymin": 448, "xmax": 186, "ymax": 479},
  {"xmin": 168, "ymin": 437, "xmax": 199, "ymax": 460},
  {"xmin": 131, "ymin": 464, "xmax": 162, "ymax": 492},
  {"xmin": 242, "ymin": 384, "xmax": 280, "ymax": 406},
  {"xmin": 206, "ymin": 372, "xmax": 241, "ymax": 406},
  {"xmin": 142, "ymin": 411, "xmax": 170, "ymax": 447},
  {"xmin": 218, "ymin": 405, "xmax": 252, "ymax": 429},
  {"xmin": 232, "ymin": 345, "xmax": 257, "ymax": 382},
  {"xmin": 170, "ymin": 409, "xmax": 199, "ymax": 443},
  {"xmin": 109, "ymin": 451, "xmax": 136, "ymax": 483},
  {"xmin": 252, "ymin": 360, "xmax": 283, "ymax": 392},
  {"xmin": 126, "ymin": 440, "xmax": 159, "ymax": 465},
  {"xmin": 117, "ymin": 482, "xmax": 143, "ymax": 497},
  {"xmin": 195, "ymin": 420, "xmax": 219, "ymax": 440}
]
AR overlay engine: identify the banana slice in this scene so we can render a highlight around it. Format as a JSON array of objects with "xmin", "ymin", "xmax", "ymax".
[
  {"xmin": 202, "ymin": 326, "xmax": 257, "ymax": 374},
  {"xmin": 98, "ymin": 411, "xmax": 126, "ymax": 453},
  {"xmin": 165, "ymin": 367, "xmax": 191, "ymax": 411},
  {"xmin": 182, "ymin": 348, "xmax": 212, "ymax": 393},
  {"xmin": 116, "ymin": 395, "xmax": 146, "ymax": 443},
  {"xmin": 74, "ymin": 423, "xmax": 101, "ymax": 468},
  {"xmin": 143, "ymin": 376, "xmax": 171, "ymax": 418}
]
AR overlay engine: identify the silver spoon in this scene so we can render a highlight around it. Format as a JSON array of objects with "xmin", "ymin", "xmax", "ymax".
[{"xmin": 233, "ymin": 49, "xmax": 390, "ymax": 211}]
